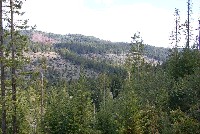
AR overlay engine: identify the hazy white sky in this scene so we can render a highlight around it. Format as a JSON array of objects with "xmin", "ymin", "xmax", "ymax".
[{"xmin": 22, "ymin": 0, "xmax": 200, "ymax": 47}]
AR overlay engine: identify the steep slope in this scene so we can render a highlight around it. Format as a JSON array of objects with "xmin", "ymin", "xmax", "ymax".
[
  {"xmin": 22, "ymin": 30, "xmax": 170, "ymax": 82},
  {"xmin": 22, "ymin": 30, "xmax": 169, "ymax": 61}
]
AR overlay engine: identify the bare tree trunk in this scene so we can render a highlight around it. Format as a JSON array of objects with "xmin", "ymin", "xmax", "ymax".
[
  {"xmin": 174, "ymin": 8, "xmax": 180, "ymax": 56},
  {"xmin": 103, "ymin": 74, "xmax": 106, "ymax": 109},
  {"xmin": 10, "ymin": 0, "xmax": 17, "ymax": 133},
  {"xmin": 0, "ymin": 0, "xmax": 6, "ymax": 133},
  {"xmin": 175, "ymin": 9, "xmax": 178, "ymax": 49},
  {"xmin": 198, "ymin": 20, "xmax": 200, "ymax": 50},
  {"xmin": 187, "ymin": 0, "xmax": 190, "ymax": 48},
  {"xmin": 40, "ymin": 71, "xmax": 44, "ymax": 119}
]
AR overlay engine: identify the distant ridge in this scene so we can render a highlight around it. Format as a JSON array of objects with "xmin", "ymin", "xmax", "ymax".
[{"xmin": 22, "ymin": 30, "xmax": 170, "ymax": 61}]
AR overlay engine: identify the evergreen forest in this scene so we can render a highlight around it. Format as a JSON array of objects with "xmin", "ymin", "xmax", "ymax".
[{"xmin": 0, "ymin": 0, "xmax": 200, "ymax": 134}]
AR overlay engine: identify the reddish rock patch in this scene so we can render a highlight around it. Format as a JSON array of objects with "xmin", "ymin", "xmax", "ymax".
[{"xmin": 31, "ymin": 33, "xmax": 57, "ymax": 44}]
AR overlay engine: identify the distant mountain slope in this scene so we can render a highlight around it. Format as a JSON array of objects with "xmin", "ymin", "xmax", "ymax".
[
  {"xmin": 23, "ymin": 31, "xmax": 169, "ymax": 61},
  {"xmin": 22, "ymin": 30, "xmax": 169, "ymax": 62},
  {"xmin": 21, "ymin": 30, "xmax": 171, "ymax": 82}
]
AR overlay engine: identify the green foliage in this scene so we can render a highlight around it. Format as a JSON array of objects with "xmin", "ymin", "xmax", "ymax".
[
  {"xmin": 114, "ymin": 88, "xmax": 138, "ymax": 133},
  {"xmin": 168, "ymin": 79, "xmax": 198, "ymax": 112},
  {"xmin": 96, "ymin": 99, "xmax": 118, "ymax": 134},
  {"xmin": 22, "ymin": 30, "xmax": 169, "ymax": 62},
  {"xmin": 90, "ymin": 74, "xmax": 111, "ymax": 111},
  {"xmin": 43, "ymin": 78, "xmax": 96, "ymax": 134},
  {"xmin": 170, "ymin": 109, "xmax": 200, "ymax": 134},
  {"xmin": 43, "ymin": 88, "xmax": 71, "ymax": 134},
  {"xmin": 1, "ymin": 8, "xmax": 200, "ymax": 133},
  {"xmin": 167, "ymin": 48, "xmax": 200, "ymax": 113},
  {"xmin": 57, "ymin": 48, "xmax": 127, "ymax": 77},
  {"xmin": 134, "ymin": 106, "xmax": 161, "ymax": 134},
  {"xmin": 110, "ymin": 74, "xmax": 123, "ymax": 98},
  {"xmin": 167, "ymin": 48, "xmax": 200, "ymax": 80}
]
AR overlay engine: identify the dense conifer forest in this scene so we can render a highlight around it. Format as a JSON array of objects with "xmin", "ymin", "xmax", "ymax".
[{"xmin": 0, "ymin": 0, "xmax": 200, "ymax": 134}]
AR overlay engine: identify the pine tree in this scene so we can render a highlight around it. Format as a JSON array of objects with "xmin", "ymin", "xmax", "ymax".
[
  {"xmin": 130, "ymin": 32, "xmax": 144, "ymax": 82},
  {"xmin": 9, "ymin": 0, "xmax": 18, "ymax": 133},
  {"xmin": 1, "ymin": 0, "xmax": 29, "ymax": 133},
  {"xmin": 0, "ymin": 0, "xmax": 6, "ymax": 133}
]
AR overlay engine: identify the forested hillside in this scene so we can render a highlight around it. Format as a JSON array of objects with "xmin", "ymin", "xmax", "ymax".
[
  {"xmin": 20, "ymin": 30, "xmax": 169, "ymax": 83},
  {"xmin": 23, "ymin": 30, "xmax": 169, "ymax": 61},
  {"xmin": 1, "ymin": 0, "xmax": 200, "ymax": 134}
]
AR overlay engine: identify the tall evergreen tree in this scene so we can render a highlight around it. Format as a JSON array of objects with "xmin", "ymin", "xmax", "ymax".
[
  {"xmin": 130, "ymin": 32, "xmax": 144, "ymax": 82},
  {"xmin": 2, "ymin": 0, "xmax": 29, "ymax": 133},
  {"xmin": 9, "ymin": 0, "xmax": 17, "ymax": 133},
  {"xmin": 0, "ymin": 0, "xmax": 6, "ymax": 133}
]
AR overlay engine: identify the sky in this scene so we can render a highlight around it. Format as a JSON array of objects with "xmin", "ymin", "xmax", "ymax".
[{"xmin": 22, "ymin": 0, "xmax": 200, "ymax": 47}]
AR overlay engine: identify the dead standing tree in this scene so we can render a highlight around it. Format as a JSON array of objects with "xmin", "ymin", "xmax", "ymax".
[
  {"xmin": 186, "ymin": 0, "xmax": 192, "ymax": 48},
  {"xmin": 198, "ymin": 19, "xmax": 200, "ymax": 50}
]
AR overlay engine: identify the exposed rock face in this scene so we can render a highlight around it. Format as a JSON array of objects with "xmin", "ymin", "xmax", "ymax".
[
  {"xmin": 31, "ymin": 33, "xmax": 57, "ymax": 44},
  {"xmin": 24, "ymin": 52, "xmax": 98, "ymax": 81}
]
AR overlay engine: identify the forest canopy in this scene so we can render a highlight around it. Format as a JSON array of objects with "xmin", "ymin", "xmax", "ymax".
[{"xmin": 0, "ymin": 0, "xmax": 200, "ymax": 134}]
